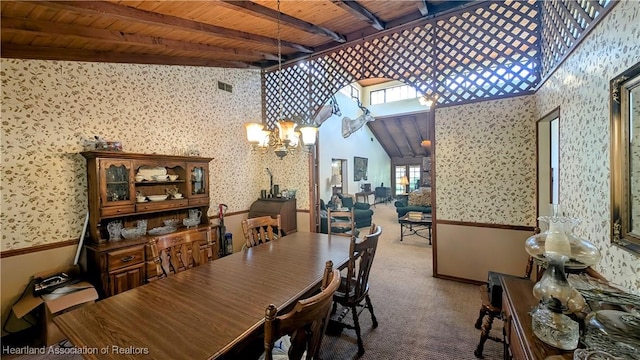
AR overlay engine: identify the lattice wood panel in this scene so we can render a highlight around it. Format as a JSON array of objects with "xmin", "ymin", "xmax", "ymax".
[
  {"xmin": 263, "ymin": 0, "xmax": 616, "ymax": 128},
  {"xmin": 539, "ymin": 0, "xmax": 613, "ymax": 78}
]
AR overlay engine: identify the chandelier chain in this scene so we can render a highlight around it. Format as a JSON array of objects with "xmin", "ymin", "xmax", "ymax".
[{"xmin": 277, "ymin": 0, "xmax": 283, "ymax": 120}]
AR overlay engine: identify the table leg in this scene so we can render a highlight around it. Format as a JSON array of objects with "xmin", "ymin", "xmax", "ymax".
[
  {"xmin": 400, "ymin": 223, "xmax": 404, "ymax": 241},
  {"xmin": 428, "ymin": 224, "xmax": 432, "ymax": 245}
]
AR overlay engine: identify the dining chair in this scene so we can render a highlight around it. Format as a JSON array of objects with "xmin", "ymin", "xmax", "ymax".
[
  {"xmin": 332, "ymin": 225, "xmax": 382, "ymax": 356},
  {"xmin": 148, "ymin": 235, "xmax": 212, "ymax": 279},
  {"xmin": 326, "ymin": 208, "xmax": 355, "ymax": 237},
  {"xmin": 262, "ymin": 260, "xmax": 341, "ymax": 360},
  {"xmin": 242, "ymin": 215, "xmax": 282, "ymax": 249}
]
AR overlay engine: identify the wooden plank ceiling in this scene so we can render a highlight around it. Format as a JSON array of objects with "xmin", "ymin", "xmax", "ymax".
[
  {"xmin": 0, "ymin": 0, "xmax": 474, "ymax": 69},
  {"xmin": 368, "ymin": 111, "xmax": 432, "ymax": 159}
]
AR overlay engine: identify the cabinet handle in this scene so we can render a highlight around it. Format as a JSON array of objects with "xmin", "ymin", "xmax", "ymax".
[{"xmin": 120, "ymin": 255, "xmax": 135, "ymax": 262}]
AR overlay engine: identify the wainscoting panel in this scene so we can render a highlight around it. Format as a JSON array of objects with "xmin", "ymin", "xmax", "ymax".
[{"xmin": 436, "ymin": 223, "xmax": 531, "ymax": 283}]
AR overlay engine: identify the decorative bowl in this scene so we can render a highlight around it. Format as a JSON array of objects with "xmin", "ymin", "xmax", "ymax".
[
  {"xmin": 152, "ymin": 174, "xmax": 169, "ymax": 181},
  {"xmin": 168, "ymin": 174, "xmax": 179, "ymax": 181},
  {"xmin": 183, "ymin": 218, "xmax": 200, "ymax": 228},
  {"xmin": 147, "ymin": 194, "xmax": 169, "ymax": 201},
  {"xmin": 163, "ymin": 219, "xmax": 180, "ymax": 227},
  {"xmin": 121, "ymin": 227, "xmax": 143, "ymax": 240}
]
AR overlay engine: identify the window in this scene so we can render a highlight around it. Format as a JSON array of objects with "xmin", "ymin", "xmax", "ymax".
[
  {"xmin": 394, "ymin": 166, "xmax": 406, "ymax": 194},
  {"xmin": 395, "ymin": 165, "xmax": 422, "ymax": 195},
  {"xmin": 339, "ymin": 84, "xmax": 360, "ymax": 100},
  {"xmin": 408, "ymin": 165, "xmax": 421, "ymax": 192},
  {"xmin": 370, "ymin": 85, "xmax": 419, "ymax": 105}
]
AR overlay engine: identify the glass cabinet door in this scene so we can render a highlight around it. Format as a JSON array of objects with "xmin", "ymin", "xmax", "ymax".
[
  {"xmin": 100, "ymin": 159, "xmax": 135, "ymax": 206},
  {"xmin": 188, "ymin": 162, "xmax": 209, "ymax": 198}
]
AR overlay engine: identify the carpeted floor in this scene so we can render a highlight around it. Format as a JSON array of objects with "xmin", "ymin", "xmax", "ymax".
[{"xmin": 320, "ymin": 203, "xmax": 504, "ymax": 360}]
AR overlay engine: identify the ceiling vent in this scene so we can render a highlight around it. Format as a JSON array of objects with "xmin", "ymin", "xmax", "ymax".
[{"xmin": 218, "ymin": 81, "xmax": 232, "ymax": 93}]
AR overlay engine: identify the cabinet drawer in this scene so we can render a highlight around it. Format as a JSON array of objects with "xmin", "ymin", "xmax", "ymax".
[
  {"xmin": 189, "ymin": 197, "xmax": 210, "ymax": 206},
  {"xmin": 101, "ymin": 205, "xmax": 135, "ymax": 217},
  {"xmin": 136, "ymin": 199, "xmax": 188, "ymax": 212},
  {"xmin": 108, "ymin": 246, "xmax": 145, "ymax": 272}
]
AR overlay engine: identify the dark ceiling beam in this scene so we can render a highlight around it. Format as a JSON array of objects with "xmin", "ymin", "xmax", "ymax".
[
  {"xmin": 218, "ymin": 0, "xmax": 346, "ymax": 43},
  {"xmin": 1, "ymin": 16, "xmax": 279, "ymax": 62},
  {"xmin": 0, "ymin": 44, "xmax": 256, "ymax": 68},
  {"xmin": 331, "ymin": 1, "xmax": 385, "ymax": 31},
  {"xmin": 418, "ymin": 0, "xmax": 430, "ymax": 16},
  {"xmin": 291, "ymin": 1, "xmax": 482, "ymax": 67},
  {"xmin": 385, "ymin": 0, "xmax": 477, "ymax": 29},
  {"xmin": 383, "ymin": 118, "xmax": 404, "ymax": 157},
  {"xmin": 396, "ymin": 118, "xmax": 417, "ymax": 157},
  {"xmin": 410, "ymin": 116, "xmax": 429, "ymax": 156},
  {"xmin": 381, "ymin": 121, "xmax": 403, "ymax": 158},
  {"xmin": 38, "ymin": 1, "xmax": 314, "ymax": 53}
]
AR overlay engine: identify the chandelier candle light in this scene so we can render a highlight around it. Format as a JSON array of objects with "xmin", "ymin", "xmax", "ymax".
[{"xmin": 244, "ymin": 0, "xmax": 317, "ymax": 159}]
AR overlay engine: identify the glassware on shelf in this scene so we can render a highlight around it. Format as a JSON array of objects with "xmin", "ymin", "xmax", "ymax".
[
  {"xmin": 107, "ymin": 221, "xmax": 123, "ymax": 241},
  {"xmin": 582, "ymin": 310, "xmax": 640, "ymax": 358}
]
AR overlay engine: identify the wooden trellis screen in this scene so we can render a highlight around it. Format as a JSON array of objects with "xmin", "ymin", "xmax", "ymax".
[{"xmin": 263, "ymin": 0, "xmax": 615, "ymax": 128}]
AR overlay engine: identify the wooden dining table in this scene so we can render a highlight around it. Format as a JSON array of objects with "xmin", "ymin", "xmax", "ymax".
[{"xmin": 54, "ymin": 232, "xmax": 351, "ymax": 360}]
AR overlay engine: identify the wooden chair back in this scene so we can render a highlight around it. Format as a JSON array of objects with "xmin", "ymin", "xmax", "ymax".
[
  {"xmin": 242, "ymin": 215, "xmax": 282, "ymax": 249},
  {"xmin": 327, "ymin": 208, "xmax": 355, "ymax": 237},
  {"xmin": 345, "ymin": 225, "xmax": 382, "ymax": 304},
  {"xmin": 148, "ymin": 235, "xmax": 211, "ymax": 279},
  {"xmin": 263, "ymin": 261, "xmax": 341, "ymax": 360}
]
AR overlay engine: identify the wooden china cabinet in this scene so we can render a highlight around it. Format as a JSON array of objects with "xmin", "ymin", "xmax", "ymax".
[{"xmin": 81, "ymin": 151, "xmax": 217, "ymax": 298}]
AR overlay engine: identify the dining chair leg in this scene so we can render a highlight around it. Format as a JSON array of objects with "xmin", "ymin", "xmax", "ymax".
[
  {"xmin": 350, "ymin": 305, "xmax": 365, "ymax": 356},
  {"xmin": 474, "ymin": 306, "xmax": 487, "ymax": 329},
  {"xmin": 365, "ymin": 294, "xmax": 378, "ymax": 328}
]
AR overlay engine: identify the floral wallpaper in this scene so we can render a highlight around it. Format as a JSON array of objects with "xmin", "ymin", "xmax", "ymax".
[
  {"xmin": 435, "ymin": 95, "xmax": 537, "ymax": 226},
  {"xmin": 535, "ymin": 0, "xmax": 640, "ymax": 292},
  {"xmin": 1, "ymin": 60, "xmax": 265, "ymax": 250}
]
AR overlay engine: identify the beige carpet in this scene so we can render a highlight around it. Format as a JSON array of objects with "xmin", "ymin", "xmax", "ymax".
[{"xmin": 320, "ymin": 203, "xmax": 504, "ymax": 360}]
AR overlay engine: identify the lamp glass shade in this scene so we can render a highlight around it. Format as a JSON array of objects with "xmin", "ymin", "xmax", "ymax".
[
  {"xmin": 258, "ymin": 130, "xmax": 271, "ymax": 147},
  {"xmin": 289, "ymin": 132, "xmax": 300, "ymax": 147},
  {"xmin": 399, "ymin": 176, "xmax": 409, "ymax": 186},
  {"xmin": 245, "ymin": 123, "xmax": 264, "ymax": 143},
  {"xmin": 524, "ymin": 216, "xmax": 601, "ymax": 268},
  {"xmin": 276, "ymin": 121, "xmax": 298, "ymax": 143},
  {"xmin": 299, "ymin": 125, "xmax": 318, "ymax": 146}
]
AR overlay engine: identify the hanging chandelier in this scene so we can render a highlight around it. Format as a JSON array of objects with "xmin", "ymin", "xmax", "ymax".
[{"xmin": 244, "ymin": 0, "xmax": 317, "ymax": 159}]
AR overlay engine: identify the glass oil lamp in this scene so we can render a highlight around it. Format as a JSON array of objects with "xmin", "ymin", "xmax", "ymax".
[{"xmin": 524, "ymin": 205, "xmax": 601, "ymax": 350}]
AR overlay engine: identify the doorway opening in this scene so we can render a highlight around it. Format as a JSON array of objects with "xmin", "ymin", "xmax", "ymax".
[{"xmin": 537, "ymin": 108, "xmax": 560, "ymax": 218}]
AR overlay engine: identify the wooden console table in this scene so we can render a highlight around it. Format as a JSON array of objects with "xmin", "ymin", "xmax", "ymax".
[
  {"xmin": 501, "ymin": 277, "xmax": 574, "ymax": 359},
  {"xmin": 355, "ymin": 191, "xmax": 375, "ymax": 206}
]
